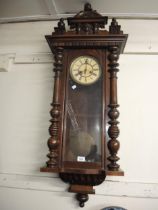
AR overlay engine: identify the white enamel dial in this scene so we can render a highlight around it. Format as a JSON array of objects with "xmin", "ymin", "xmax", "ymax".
[{"xmin": 70, "ymin": 56, "xmax": 101, "ymax": 85}]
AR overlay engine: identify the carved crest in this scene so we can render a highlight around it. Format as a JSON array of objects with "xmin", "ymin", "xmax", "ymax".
[
  {"xmin": 67, "ymin": 3, "xmax": 108, "ymax": 34},
  {"xmin": 53, "ymin": 3, "xmax": 125, "ymax": 36}
]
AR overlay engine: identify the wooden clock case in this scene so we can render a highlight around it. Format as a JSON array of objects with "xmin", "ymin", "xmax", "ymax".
[{"xmin": 41, "ymin": 3, "xmax": 128, "ymax": 207}]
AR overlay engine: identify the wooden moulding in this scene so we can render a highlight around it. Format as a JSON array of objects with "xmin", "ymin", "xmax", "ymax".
[
  {"xmin": 69, "ymin": 185, "xmax": 95, "ymax": 194},
  {"xmin": 40, "ymin": 167, "xmax": 59, "ymax": 173},
  {"xmin": 40, "ymin": 167, "xmax": 124, "ymax": 176},
  {"xmin": 40, "ymin": 166, "xmax": 103, "ymax": 175},
  {"xmin": 107, "ymin": 169, "xmax": 124, "ymax": 176}
]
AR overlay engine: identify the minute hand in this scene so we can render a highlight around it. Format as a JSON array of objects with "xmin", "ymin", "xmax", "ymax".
[{"xmin": 84, "ymin": 60, "xmax": 88, "ymax": 75}]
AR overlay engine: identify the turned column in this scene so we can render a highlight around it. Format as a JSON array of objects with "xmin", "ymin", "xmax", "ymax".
[
  {"xmin": 107, "ymin": 46, "xmax": 120, "ymax": 171},
  {"xmin": 46, "ymin": 47, "xmax": 64, "ymax": 169}
]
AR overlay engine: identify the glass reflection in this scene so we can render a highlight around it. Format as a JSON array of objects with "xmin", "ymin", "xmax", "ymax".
[{"xmin": 63, "ymin": 64, "xmax": 103, "ymax": 163}]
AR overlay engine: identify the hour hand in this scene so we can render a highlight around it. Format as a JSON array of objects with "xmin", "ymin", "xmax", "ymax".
[
  {"xmin": 84, "ymin": 68, "xmax": 87, "ymax": 74},
  {"xmin": 75, "ymin": 71, "xmax": 82, "ymax": 77},
  {"xmin": 79, "ymin": 70, "xmax": 83, "ymax": 75}
]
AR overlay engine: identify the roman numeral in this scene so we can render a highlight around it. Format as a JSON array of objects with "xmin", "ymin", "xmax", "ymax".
[
  {"xmin": 91, "ymin": 72, "xmax": 97, "ymax": 76},
  {"xmin": 79, "ymin": 76, "xmax": 82, "ymax": 80},
  {"xmin": 75, "ymin": 72, "xmax": 80, "ymax": 76}
]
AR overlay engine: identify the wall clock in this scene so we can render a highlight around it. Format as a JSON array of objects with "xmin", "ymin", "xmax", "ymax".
[{"xmin": 41, "ymin": 3, "xmax": 128, "ymax": 207}]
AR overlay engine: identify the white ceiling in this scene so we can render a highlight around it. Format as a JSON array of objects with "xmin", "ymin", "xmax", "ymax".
[{"xmin": 0, "ymin": 0, "xmax": 158, "ymax": 23}]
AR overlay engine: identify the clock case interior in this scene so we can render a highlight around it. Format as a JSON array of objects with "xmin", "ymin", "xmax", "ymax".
[
  {"xmin": 40, "ymin": 3, "xmax": 128, "ymax": 207},
  {"xmin": 63, "ymin": 49, "xmax": 106, "ymax": 168}
]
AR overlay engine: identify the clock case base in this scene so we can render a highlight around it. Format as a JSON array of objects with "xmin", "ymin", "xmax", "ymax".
[
  {"xmin": 41, "ymin": 166, "xmax": 106, "ymax": 207},
  {"xmin": 60, "ymin": 171, "xmax": 106, "ymax": 207}
]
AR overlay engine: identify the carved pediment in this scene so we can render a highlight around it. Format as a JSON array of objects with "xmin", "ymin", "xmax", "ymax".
[
  {"xmin": 67, "ymin": 3, "xmax": 108, "ymax": 34},
  {"xmin": 53, "ymin": 3, "xmax": 124, "ymax": 35}
]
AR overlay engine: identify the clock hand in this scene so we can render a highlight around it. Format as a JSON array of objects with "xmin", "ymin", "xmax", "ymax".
[
  {"xmin": 84, "ymin": 59, "xmax": 88, "ymax": 75},
  {"xmin": 84, "ymin": 67, "xmax": 87, "ymax": 75},
  {"xmin": 75, "ymin": 70, "xmax": 82, "ymax": 77},
  {"xmin": 92, "ymin": 72, "xmax": 97, "ymax": 76}
]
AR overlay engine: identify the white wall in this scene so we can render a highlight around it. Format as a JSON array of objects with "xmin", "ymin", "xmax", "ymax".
[{"xmin": 0, "ymin": 20, "xmax": 158, "ymax": 210}]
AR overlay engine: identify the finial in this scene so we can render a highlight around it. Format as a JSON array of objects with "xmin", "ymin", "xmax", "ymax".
[
  {"xmin": 54, "ymin": 18, "xmax": 66, "ymax": 34},
  {"xmin": 84, "ymin": 3, "xmax": 92, "ymax": 11},
  {"xmin": 109, "ymin": 18, "xmax": 123, "ymax": 34}
]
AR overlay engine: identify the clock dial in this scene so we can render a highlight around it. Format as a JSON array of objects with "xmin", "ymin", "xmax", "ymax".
[{"xmin": 70, "ymin": 56, "xmax": 101, "ymax": 85}]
